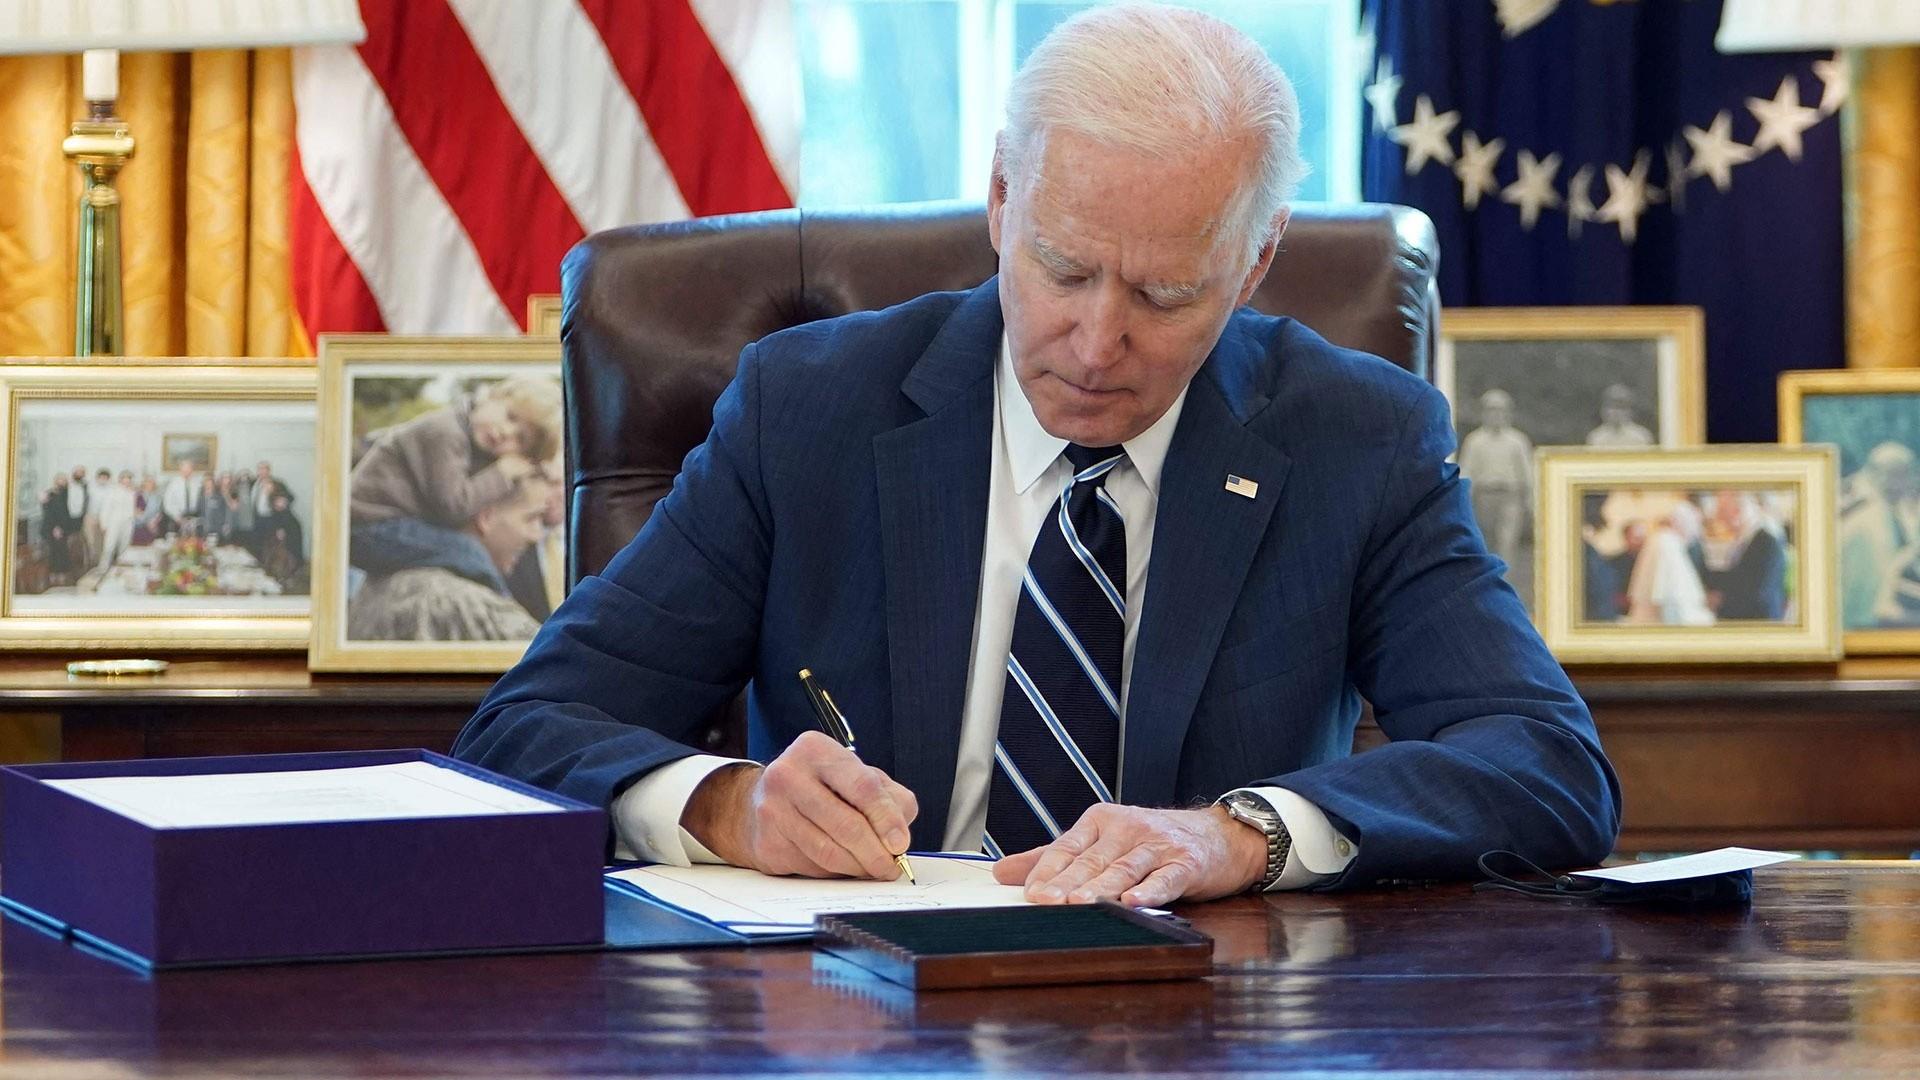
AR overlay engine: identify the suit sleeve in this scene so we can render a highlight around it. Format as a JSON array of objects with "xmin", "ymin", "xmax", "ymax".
[
  {"xmin": 1268, "ymin": 380, "xmax": 1621, "ymax": 886},
  {"xmin": 451, "ymin": 342, "xmax": 773, "ymax": 819}
]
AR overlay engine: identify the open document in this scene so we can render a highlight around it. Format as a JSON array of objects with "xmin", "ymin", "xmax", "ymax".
[
  {"xmin": 606, "ymin": 854, "xmax": 1032, "ymax": 935},
  {"xmin": 43, "ymin": 761, "xmax": 564, "ymax": 828}
]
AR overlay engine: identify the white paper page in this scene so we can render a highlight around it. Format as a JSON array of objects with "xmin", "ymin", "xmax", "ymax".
[
  {"xmin": 45, "ymin": 761, "xmax": 564, "ymax": 829},
  {"xmin": 609, "ymin": 855, "xmax": 1032, "ymax": 932},
  {"xmin": 1570, "ymin": 847, "xmax": 1800, "ymax": 884}
]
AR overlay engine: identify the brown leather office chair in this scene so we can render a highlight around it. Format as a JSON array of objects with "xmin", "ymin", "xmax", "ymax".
[
  {"xmin": 561, "ymin": 200, "xmax": 1437, "ymax": 585},
  {"xmin": 558, "ymin": 201, "xmax": 1437, "ymax": 750}
]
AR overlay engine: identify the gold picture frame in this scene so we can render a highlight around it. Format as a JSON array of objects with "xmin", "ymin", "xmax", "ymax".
[
  {"xmin": 1438, "ymin": 307, "xmax": 1707, "ymax": 445},
  {"xmin": 1438, "ymin": 306, "xmax": 1707, "ymax": 615},
  {"xmin": 527, "ymin": 294, "xmax": 562, "ymax": 337},
  {"xmin": 0, "ymin": 359, "xmax": 317, "ymax": 651},
  {"xmin": 1534, "ymin": 445, "xmax": 1839, "ymax": 664},
  {"xmin": 161, "ymin": 432, "xmax": 218, "ymax": 473},
  {"xmin": 311, "ymin": 335, "xmax": 564, "ymax": 673},
  {"xmin": 1779, "ymin": 367, "xmax": 1920, "ymax": 654}
]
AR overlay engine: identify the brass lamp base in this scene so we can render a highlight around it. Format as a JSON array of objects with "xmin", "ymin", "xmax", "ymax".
[{"xmin": 62, "ymin": 109, "xmax": 135, "ymax": 357}]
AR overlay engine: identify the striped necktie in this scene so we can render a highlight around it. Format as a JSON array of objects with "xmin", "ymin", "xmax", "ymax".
[{"xmin": 985, "ymin": 443, "xmax": 1126, "ymax": 858}]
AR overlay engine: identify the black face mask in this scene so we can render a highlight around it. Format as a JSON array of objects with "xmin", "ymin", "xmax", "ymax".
[{"xmin": 1474, "ymin": 850, "xmax": 1754, "ymax": 909}]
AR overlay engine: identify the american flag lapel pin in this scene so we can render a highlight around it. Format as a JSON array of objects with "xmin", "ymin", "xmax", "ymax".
[{"xmin": 1224, "ymin": 474, "xmax": 1259, "ymax": 499}]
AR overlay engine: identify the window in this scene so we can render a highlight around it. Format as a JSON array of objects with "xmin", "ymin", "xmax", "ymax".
[{"xmin": 792, "ymin": 0, "xmax": 1363, "ymax": 207}]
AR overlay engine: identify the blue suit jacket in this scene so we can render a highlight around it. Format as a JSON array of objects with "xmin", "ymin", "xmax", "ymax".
[{"xmin": 455, "ymin": 279, "xmax": 1620, "ymax": 885}]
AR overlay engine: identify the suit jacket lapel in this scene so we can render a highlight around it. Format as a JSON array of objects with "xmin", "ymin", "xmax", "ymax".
[
  {"xmin": 1122, "ymin": 326, "xmax": 1290, "ymax": 806},
  {"xmin": 873, "ymin": 280, "xmax": 1002, "ymax": 848}
]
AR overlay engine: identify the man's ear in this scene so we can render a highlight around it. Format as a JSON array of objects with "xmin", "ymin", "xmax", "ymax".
[
  {"xmin": 1235, "ymin": 208, "xmax": 1289, "ymax": 307},
  {"xmin": 987, "ymin": 137, "xmax": 1010, "ymax": 255}
]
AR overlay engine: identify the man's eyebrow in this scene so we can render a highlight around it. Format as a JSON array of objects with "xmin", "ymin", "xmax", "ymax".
[
  {"xmin": 1143, "ymin": 279, "xmax": 1206, "ymax": 304},
  {"xmin": 1031, "ymin": 236, "xmax": 1087, "ymax": 274}
]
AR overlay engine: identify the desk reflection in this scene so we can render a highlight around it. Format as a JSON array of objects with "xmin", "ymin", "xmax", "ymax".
[{"xmin": 4, "ymin": 867, "xmax": 1920, "ymax": 1077}]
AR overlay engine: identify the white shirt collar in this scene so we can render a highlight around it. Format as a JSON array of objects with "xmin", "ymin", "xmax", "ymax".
[{"xmin": 997, "ymin": 335, "xmax": 1188, "ymax": 497}]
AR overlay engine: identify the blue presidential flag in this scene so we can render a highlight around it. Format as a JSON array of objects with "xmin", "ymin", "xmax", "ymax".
[{"xmin": 1361, "ymin": 0, "xmax": 1845, "ymax": 443}]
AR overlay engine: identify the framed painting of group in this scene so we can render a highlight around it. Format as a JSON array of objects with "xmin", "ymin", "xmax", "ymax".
[
  {"xmin": 1533, "ymin": 445, "xmax": 1840, "ymax": 664},
  {"xmin": 1437, "ymin": 307, "xmax": 1706, "ymax": 613},
  {"xmin": 1780, "ymin": 368, "xmax": 1920, "ymax": 654},
  {"xmin": 0, "ymin": 360, "xmax": 316, "ymax": 650},
  {"xmin": 310, "ymin": 336, "xmax": 565, "ymax": 673}
]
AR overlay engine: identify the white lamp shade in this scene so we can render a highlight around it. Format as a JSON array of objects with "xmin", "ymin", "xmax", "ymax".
[
  {"xmin": 1719, "ymin": 0, "xmax": 1920, "ymax": 52},
  {"xmin": 0, "ymin": 0, "xmax": 365, "ymax": 55}
]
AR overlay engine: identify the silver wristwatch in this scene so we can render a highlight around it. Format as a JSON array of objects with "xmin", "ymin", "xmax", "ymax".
[{"xmin": 1220, "ymin": 791, "xmax": 1292, "ymax": 891}]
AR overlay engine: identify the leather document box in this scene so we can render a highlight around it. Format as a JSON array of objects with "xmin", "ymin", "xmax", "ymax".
[{"xmin": 0, "ymin": 749, "xmax": 606, "ymax": 968}]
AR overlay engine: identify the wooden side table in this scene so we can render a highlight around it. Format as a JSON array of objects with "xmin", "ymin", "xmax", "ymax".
[{"xmin": 9, "ymin": 655, "xmax": 1918, "ymax": 855}]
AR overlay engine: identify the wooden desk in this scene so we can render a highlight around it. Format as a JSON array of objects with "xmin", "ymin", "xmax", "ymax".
[
  {"xmin": 4, "ymin": 863, "xmax": 1917, "ymax": 1076},
  {"xmin": 8, "ymin": 656, "xmax": 1920, "ymax": 855}
]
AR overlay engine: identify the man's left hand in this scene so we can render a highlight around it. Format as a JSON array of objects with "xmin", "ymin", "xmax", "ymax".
[{"xmin": 990, "ymin": 803, "xmax": 1267, "ymax": 907}]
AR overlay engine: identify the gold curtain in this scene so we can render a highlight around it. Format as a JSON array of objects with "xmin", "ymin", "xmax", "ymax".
[
  {"xmin": 0, "ymin": 48, "xmax": 304, "ymax": 359},
  {"xmin": 1848, "ymin": 48, "xmax": 1920, "ymax": 370}
]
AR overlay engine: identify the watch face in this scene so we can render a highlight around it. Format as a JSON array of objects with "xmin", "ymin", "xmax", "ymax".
[{"xmin": 1228, "ymin": 794, "xmax": 1273, "ymax": 827}]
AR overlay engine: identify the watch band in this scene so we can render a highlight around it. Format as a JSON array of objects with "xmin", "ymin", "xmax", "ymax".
[{"xmin": 1221, "ymin": 791, "xmax": 1292, "ymax": 891}]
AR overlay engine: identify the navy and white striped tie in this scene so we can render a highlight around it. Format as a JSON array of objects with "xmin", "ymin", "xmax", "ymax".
[{"xmin": 985, "ymin": 443, "xmax": 1126, "ymax": 858}]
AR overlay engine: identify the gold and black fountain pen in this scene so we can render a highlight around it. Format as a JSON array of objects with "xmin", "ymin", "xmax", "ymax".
[{"xmin": 797, "ymin": 668, "xmax": 915, "ymax": 883}]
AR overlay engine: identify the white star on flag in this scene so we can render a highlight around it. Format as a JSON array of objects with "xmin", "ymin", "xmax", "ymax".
[
  {"xmin": 1684, "ymin": 110, "xmax": 1757, "ymax": 193},
  {"xmin": 1747, "ymin": 75, "xmax": 1823, "ymax": 162},
  {"xmin": 1501, "ymin": 150, "xmax": 1562, "ymax": 230},
  {"xmin": 1813, "ymin": 53, "xmax": 1849, "ymax": 116},
  {"xmin": 1453, "ymin": 132, "xmax": 1505, "ymax": 210},
  {"xmin": 1494, "ymin": 0, "xmax": 1560, "ymax": 38},
  {"xmin": 1566, "ymin": 164, "xmax": 1596, "ymax": 240},
  {"xmin": 1391, "ymin": 94, "xmax": 1460, "ymax": 174},
  {"xmin": 1596, "ymin": 150, "xmax": 1654, "ymax": 244},
  {"xmin": 1365, "ymin": 54, "xmax": 1403, "ymax": 132}
]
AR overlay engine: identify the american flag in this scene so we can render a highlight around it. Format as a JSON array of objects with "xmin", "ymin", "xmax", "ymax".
[
  {"xmin": 1360, "ymin": 0, "xmax": 1843, "ymax": 443},
  {"xmin": 290, "ymin": 0, "xmax": 800, "ymax": 340}
]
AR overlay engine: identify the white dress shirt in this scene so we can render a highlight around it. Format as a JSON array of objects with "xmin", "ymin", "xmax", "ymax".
[
  {"xmin": 612, "ymin": 344, "xmax": 1357, "ymax": 890},
  {"xmin": 162, "ymin": 474, "xmax": 199, "ymax": 521}
]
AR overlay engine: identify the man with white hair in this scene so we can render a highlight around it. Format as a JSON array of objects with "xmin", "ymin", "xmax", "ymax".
[{"xmin": 458, "ymin": 3, "xmax": 1617, "ymax": 902}]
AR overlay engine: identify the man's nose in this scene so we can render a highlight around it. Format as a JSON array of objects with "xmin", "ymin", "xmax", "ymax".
[{"xmin": 1073, "ymin": 283, "xmax": 1128, "ymax": 372}]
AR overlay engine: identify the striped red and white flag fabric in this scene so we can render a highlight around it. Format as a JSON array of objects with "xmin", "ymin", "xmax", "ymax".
[{"xmin": 290, "ymin": 0, "xmax": 800, "ymax": 341}]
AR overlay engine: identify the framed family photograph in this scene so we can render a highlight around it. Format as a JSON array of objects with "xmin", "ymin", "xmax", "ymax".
[
  {"xmin": 1533, "ymin": 446, "xmax": 1840, "ymax": 664},
  {"xmin": 1437, "ymin": 307, "xmax": 1706, "ymax": 613},
  {"xmin": 527, "ymin": 294, "xmax": 562, "ymax": 338},
  {"xmin": 1780, "ymin": 368, "xmax": 1920, "ymax": 654},
  {"xmin": 0, "ymin": 360, "xmax": 316, "ymax": 650},
  {"xmin": 310, "ymin": 336, "xmax": 565, "ymax": 673}
]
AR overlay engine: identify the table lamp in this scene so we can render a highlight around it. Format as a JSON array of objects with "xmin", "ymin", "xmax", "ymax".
[
  {"xmin": 0, "ymin": 0, "xmax": 367, "ymax": 356},
  {"xmin": 1718, "ymin": 0, "xmax": 1920, "ymax": 374},
  {"xmin": 1718, "ymin": 0, "xmax": 1920, "ymax": 52}
]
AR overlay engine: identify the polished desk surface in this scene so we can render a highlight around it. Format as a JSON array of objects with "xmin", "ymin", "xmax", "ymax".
[{"xmin": 4, "ymin": 863, "xmax": 1919, "ymax": 1077}]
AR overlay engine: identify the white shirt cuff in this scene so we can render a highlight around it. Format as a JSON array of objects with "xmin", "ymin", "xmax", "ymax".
[
  {"xmin": 609, "ymin": 754, "xmax": 750, "ymax": 866},
  {"xmin": 1228, "ymin": 786, "xmax": 1359, "ymax": 891}
]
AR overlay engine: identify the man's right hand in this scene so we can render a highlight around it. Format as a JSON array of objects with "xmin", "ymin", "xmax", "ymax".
[{"xmin": 679, "ymin": 731, "xmax": 918, "ymax": 880}]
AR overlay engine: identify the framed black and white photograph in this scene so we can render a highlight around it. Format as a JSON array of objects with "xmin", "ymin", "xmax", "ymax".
[
  {"xmin": 1780, "ymin": 368, "xmax": 1920, "ymax": 654},
  {"xmin": 1438, "ymin": 307, "xmax": 1707, "ymax": 613},
  {"xmin": 311, "ymin": 336, "xmax": 564, "ymax": 673},
  {"xmin": 0, "ymin": 360, "xmax": 316, "ymax": 650},
  {"xmin": 1534, "ymin": 446, "xmax": 1839, "ymax": 664}
]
